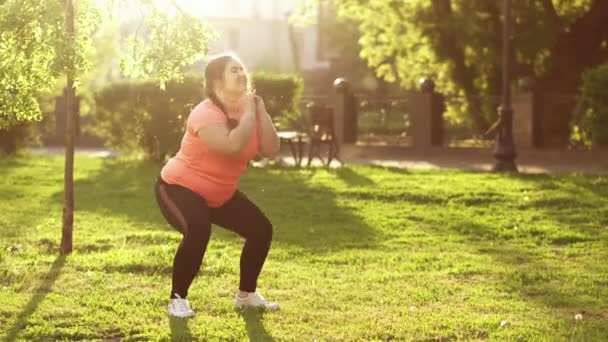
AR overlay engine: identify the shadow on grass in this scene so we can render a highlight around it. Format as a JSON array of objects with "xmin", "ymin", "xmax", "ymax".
[
  {"xmin": 508, "ymin": 173, "xmax": 608, "ymax": 239},
  {"xmin": 403, "ymin": 171, "xmax": 607, "ymax": 322},
  {"xmin": 168, "ymin": 316, "xmax": 193, "ymax": 342},
  {"xmin": 238, "ymin": 309, "xmax": 274, "ymax": 342},
  {"xmin": 49, "ymin": 158, "xmax": 166, "ymax": 230},
  {"xmin": 167, "ymin": 305, "xmax": 273, "ymax": 341},
  {"xmin": 333, "ymin": 167, "xmax": 375, "ymax": 186},
  {"xmin": 237, "ymin": 167, "xmax": 379, "ymax": 251},
  {"xmin": 0, "ymin": 156, "xmax": 64, "ymax": 239},
  {"xmin": 0, "ymin": 155, "xmax": 30, "ymax": 176},
  {"xmin": 3, "ymin": 255, "xmax": 66, "ymax": 342},
  {"xmin": 359, "ymin": 164, "xmax": 413, "ymax": 175},
  {"xmin": 475, "ymin": 242, "xmax": 608, "ymax": 320},
  {"xmin": 54, "ymin": 159, "xmax": 380, "ymax": 252},
  {"xmin": 420, "ymin": 215, "xmax": 606, "ymax": 328},
  {"xmin": 408, "ymin": 171, "xmax": 607, "ymax": 246}
]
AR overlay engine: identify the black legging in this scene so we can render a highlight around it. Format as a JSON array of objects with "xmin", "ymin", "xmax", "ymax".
[{"xmin": 154, "ymin": 177, "xmax": 273, "ymax": 299}]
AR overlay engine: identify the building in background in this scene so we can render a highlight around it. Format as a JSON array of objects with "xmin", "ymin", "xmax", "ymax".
[
  {"xmin": 112, "ymin": 0, "xmax": 341, "ymax": 94},
  {"xmin": 191, "ymin": 0, "xmax": 334, "ymax": 94}
]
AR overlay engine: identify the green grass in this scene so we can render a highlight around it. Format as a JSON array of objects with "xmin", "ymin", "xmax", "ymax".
[{"xmin": 1, "ymin": 155, "xmax": 607, "ymax": 341}]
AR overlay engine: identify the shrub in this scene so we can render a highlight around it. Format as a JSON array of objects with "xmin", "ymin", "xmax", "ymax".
[
  {"xmin": 93, "ymin": 72, "xmax": 304, "ymax": 161},
  {"xmin": 251, "ymin": 72, "xmax": 304, "ymax": 130},
  {"xmin": 571, "ymin": 63, "xmax": 608, "ymax": 148},
  {"xmin": 0, "ymin": 124, "xmax": 31, "ymax": 155},
  {"xmin": 93, "ymin": 77, "xmax": 203, "ymax": 162}
]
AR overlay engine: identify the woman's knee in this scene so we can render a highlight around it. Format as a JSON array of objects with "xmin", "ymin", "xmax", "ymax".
[
  {"xmin": 183, "ymin": 223, "xmax": 211, "ymax": 246},
  {"xmin": 257, "ymin": 217, "xmax": 273, "ymax": 242}
]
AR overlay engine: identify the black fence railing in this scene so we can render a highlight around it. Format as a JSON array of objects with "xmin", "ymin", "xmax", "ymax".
[
  {"xmin": 442, "ymin": 94, "xmax": 501, "ymax": 147},
  {"xmin": 355, "ymin": 95, "xmax": 410, "ymax": 145},
  {"xmin": 297, "ymin": 91, "xmax": 584, "ymax": 149}
]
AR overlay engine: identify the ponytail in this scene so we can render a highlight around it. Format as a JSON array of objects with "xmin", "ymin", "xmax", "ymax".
[{"xmin": 205, "ymin": 53, "xmax": 245, "ymax": 130}]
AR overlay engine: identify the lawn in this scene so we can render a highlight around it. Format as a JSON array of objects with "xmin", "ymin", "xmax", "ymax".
[{"xmin": 1, "ymin": 155, "xmax": 607, "ymax": 341}]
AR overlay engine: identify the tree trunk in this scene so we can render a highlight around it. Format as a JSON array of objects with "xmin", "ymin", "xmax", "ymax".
[
  {"xmin": 430, "ymin": 0, "xmax": 490, "ymax": 134},
  {"xmin": 60, "ymin": 0, "xmax": 75, "ymax": 255},
  {"xmin": 287, "ymin": 13, "xmax": 300, "ymax": 72},
  {"xmin": 536, "ymin": 0, "xmax": 608, "ymax": 147}
]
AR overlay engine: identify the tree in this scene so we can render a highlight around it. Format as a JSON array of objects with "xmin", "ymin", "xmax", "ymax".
[
  {"xmin": 304, "ymin": 0, "xmax": 608, "ymax": 141},
  {"xmin": 534, "ymin": 0, "xmax": 608, "ymax": 146},
  {"xmin": 0, "ymin": 0, "xmax": 215, "ymax": 254}
]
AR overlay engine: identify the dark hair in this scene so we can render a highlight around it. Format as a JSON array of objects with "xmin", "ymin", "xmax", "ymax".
[{"xmin": 204, "ymin": 53, "xmax": 248, "ymax": 129}]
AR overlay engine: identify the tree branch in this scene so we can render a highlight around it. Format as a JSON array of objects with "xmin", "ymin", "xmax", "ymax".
[
  {"xmin": 569, "ymin": 0, "xmax": 608, "ymax": 41},
  {"xmin": 430, "ymin": 0, "xmax": 489, "ymax": 131},
  {"xmin": 169, "ymin": 0, "xmax": 188, "ymax": 17},
  {"xmin": 541, "ymin": 0, "xmax": 562, "ymax": 33}
]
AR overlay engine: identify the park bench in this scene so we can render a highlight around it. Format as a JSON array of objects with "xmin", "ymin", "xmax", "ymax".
[{"xmin": 276, "ymin": 103, "xmax": 341, "ymax": 167}]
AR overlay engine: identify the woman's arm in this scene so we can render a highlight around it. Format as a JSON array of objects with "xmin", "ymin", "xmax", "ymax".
[
  {"xmin": 256, "ymin": 98, "xmax": 280, "ymax": 158},
  {"xmin": 197, "ymin": 94, "xmax": 257, "ymax": 155}
]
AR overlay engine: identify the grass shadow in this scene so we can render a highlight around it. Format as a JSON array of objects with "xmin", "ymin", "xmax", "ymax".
[
  {"xmin": 4, "ymin": 255, "xmax": 66, "ymax": 342},
  {"xmin": 420, "ymin": 209, "xmax": 606, "ymax": 320},
  {"xmin": 333, "ymin": 167, "xmax": 375, "ymax": 186},
  {"xmin": 475, "ymin": 242, "xmax": 608, "ymax": 320},
  {"xmin": 238, "ymin": 309, "xmax": 274, "ymax": 342},
  {"xmin": 0, "ymin": 155, "xmax": 31, "ymax": 176},
  {"xmin": 49, "ymin": 157, "xmax": 166, "ymax": 229},
  {"xmin": 362, "ymin": 164, "xmax": 413, "ymax": 175},
  {"xmin": 168, "ymin": 316, "xmax": 193, "ymax": 342},
  {"xmin": 235, "ymin": 167, "xmax": 380, "ymax": 251},
  {"xmin": 0, "ymin": 156, "xmax": 66, "ymax": 239},
  {"xmin": 397, "ymin": 171, "xmax": 607, "ymax": 322},
  {"xmin": 507, "ymin": 173, "xmax": 608, "ymax": 240},
  {"xmin": 56, "ymin": 159, "xmax": 380, "ymax": 253}
]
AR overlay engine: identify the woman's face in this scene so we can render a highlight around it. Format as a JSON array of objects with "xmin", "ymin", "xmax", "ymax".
[{"xmin": 219, "ymin": 59, "xmax": 248, "ymax": 96}]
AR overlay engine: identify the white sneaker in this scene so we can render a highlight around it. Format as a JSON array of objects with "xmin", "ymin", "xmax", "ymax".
[
  {"xmin": 167, "ymin": 294, "xmax": 195, "ymax": 318},
  {"xmin": 234, "ymin": 292, "xmax": 280, "ymax": 311}
]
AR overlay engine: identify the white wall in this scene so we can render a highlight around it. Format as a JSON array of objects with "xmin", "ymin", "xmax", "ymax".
[
  {"xmin": 198, "ymin": 0, "xmax": 329, "ymax": 73},
  {"xmin": 193, "ymin": 0, "xmax": 306, "ymax": 20},
  {"xmin": 113, "ymin": 1, "xmax": 329, "ymax": 79}
]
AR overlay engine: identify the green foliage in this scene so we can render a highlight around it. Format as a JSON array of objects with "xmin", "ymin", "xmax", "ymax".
[
  {"xmin": 92, "ymin": 72, "xmax": 303, "ymax": 161},
  {"xmin": 0, "ymin": 0, "xmax": 214, "ymax": 129},
  {"xmin": 309, "ymin": 4, "xmax": 382, "ymax": 92},
  {"xmin": 0, "ymin": 124, "xmax": 33, "ymax": 155},
  {"xmin": 0, "ymin": 0, "xmax": 65, "ymax": 128},
  {"xmin": 251, "ymin": 72, "xmax": 304, "ymax": 130},
  {"xmin": 0, "ymin": 89, "xmax": 55, "ymax": 155},
  {"xmin": 302, "ymin": 0, "xmax": 607, "ymax": 134},
  {"xmin": 572, "ymin": 63, "xmax": 608, "ymax": 147},
  {"xmin": 119, "ymin": 4, "xmax": 216, "ymax": 88},
  {"xmin": 552, "ymin": 0, "xmax": 594, "ymax": 25},
  {"xmin": 92, "ymin": 77, "xmax": 204, "ymax": 162}
]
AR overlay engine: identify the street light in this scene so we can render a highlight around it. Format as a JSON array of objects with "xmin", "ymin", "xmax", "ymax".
[{"xmin": 493, "ymin": 0, "xmax": 518, "ymax": 172}]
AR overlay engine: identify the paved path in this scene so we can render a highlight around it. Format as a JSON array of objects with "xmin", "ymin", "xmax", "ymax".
[
  {"xmin": 28, "ymin": 145, "xmax": 608, "ymax": 174},
  {"xmin": 338, "ymin": 145, "xmax": 608, "ymax": 174},
  {"xmin": 28, "ymin": 147, "xmax": 120, "ymax": 158}
]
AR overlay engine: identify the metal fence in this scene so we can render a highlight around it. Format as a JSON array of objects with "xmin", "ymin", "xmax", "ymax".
[
  {"xmin": 297, "ymin": 91, "xmax": 582, "ymax": 148},
  {"xmin": 355, "ymin": 95, "xmax": 411, "ymax": 145},
  {"xmin": 442, "ymin": 94, "xmax": 501, "ymax": 147}
]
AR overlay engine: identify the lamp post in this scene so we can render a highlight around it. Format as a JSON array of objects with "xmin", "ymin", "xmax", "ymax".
[{"xmin": 493, "ymin": 0, "xmax": 518, "ymax": 172}]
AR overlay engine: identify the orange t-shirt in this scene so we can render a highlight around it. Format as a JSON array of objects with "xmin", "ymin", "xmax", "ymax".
[{"xmin": 160, "ymin": 99, "xmax": 259, "ymax": 207}]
